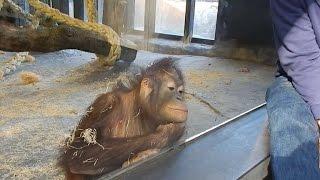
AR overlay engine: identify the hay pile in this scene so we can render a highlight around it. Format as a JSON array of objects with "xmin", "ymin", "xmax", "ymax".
[
  {"xmin": 20, "ymin": 71, "xmax": 40, "ymax": 85},
  {"xmin": 0, "ymin": 52, "xmax": 36, "ymax": 80}
]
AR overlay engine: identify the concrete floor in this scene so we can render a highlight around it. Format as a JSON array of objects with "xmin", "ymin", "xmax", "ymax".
[{"xmin": 0, "ymin": 50, "xmax": 275, "ymax": 179}]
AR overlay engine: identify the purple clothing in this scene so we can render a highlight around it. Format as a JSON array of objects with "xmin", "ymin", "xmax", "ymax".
[{"xmin": 270, "ymin": 0, "xmax": 320, "ymax": 119}]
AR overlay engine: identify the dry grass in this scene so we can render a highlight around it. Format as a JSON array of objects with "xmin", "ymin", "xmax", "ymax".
[
  {"xmin": 0, "ymin": 155, "xmax": 64, "ymax": 179},
  {"xmin": 0, "ymin": 79, "xmax": 106, "ymax": 120},
  {"xmin": 186, "ymin": 70, "xmax": 230, "ymax": 89},
  {"xmin": 0, "ymin": 125, "xmax": 22, "ymax": 137},
  {"xmin": 0, "ymin": 97, "xmax": 80, "ymax": 119},
  {"xmin": 24, "ymin": 55, "xmax": 36, "ymax": 63},
  {"xmin": 20, "ymin": 72, "xmax": 40, "ymax": 85},
  {"xmin": 0, "ymin": 119, "xmax": 68, "ymax": 179},
  {"xmin": 0, "ymin": 70, "xmax": 4, "ymax": 80}
]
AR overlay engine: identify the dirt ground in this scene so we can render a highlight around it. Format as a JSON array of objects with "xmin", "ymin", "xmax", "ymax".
[{"xmin": 0, "ymin": 50, "xmax": 275, "ymax": 179}]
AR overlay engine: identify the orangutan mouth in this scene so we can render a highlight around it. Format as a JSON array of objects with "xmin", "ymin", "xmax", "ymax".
[{"xmin": 168, "ymin": 106, "xmax": 188, "ymax": 113}]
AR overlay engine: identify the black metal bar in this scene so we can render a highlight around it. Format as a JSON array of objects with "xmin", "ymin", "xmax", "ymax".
[
  {"xmin": 191, "ymin": 37, "xmax": 215, "ymax": 45},
  {"xmin": 52, "ymin": 0, "xmax": 69, "ymax": 15},
  {"xmin": 214, "ymin": 0, "xmax": 226, "ymax": 41},
  {"xmin": 60, "ymin": 0, "xmax": 69, "ymax": 15},
  {"xmin": 73, "ymin": 0, "xmax": 84, "ymax": 20},
  {"xmin": 52, "ymin": 0, "xmax": 59, "ymax": 11},
  {"xmin": 152, "ymin": 33, "xmax": 183, "ymax": 41},
  {"xmin": 183, "ymin": 0, "xmax": 195, "ymax": 43}
]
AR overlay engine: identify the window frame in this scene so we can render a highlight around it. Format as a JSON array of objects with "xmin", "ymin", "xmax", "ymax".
[{"xmin": 130, "ymin": 0, "xmax": 217, "ymax": 45}]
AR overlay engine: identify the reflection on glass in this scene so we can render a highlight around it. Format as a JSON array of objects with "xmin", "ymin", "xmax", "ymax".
[
  {"xmin": 155, "ymin": 0, "xmax": 186, "ymax": 36},
  {"xmin": 193, "ymin": 0, "xmax": 218, "ymax": 40},
  {"xmin": 134, "ymin": 0, "xmax": 145, "ymax": 31}
]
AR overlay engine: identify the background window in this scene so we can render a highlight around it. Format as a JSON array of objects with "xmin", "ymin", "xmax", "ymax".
[
  {"xmin": 193, "ymin": 0, "xmax": 218, "ymax": 40},
  {"xmin": 134, "ymin": 0, "xmax": 145, "ymax": 31},
  {"xmin": 155, "ymin": 0, "xmax": 186, "ymax": 36}
]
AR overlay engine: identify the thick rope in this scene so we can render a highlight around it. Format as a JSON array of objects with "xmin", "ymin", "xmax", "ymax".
[
  {"xmin": 28, "ymin": 0, "xmax": 121, "ymax": 65},
  {"xmin": 86, "ymin": 0, "xmax": 96, "ymax": 23}
]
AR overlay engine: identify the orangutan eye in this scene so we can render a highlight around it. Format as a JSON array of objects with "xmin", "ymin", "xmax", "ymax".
[
  {"xmin": 168, "ymin": 87, "xmax": 175, "ymax": 91},
  {"xmin": 178, "ymin": 86, "xmax": 184, "ymax": 94}
]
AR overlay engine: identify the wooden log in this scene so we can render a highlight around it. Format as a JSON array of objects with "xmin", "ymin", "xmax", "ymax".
[{"xmin": 0, "ymin": 22, "xmax": 137, "ymax": 61}]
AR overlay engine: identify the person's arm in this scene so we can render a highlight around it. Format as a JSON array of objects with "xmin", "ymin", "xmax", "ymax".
[{"xmin": 271, "ymin": 0, "xmax": 320, "ymax": 119}]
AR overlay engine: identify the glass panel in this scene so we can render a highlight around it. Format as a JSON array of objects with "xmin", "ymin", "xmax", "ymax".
[
  {"xmin": 193, "ymin": 0, "xmax": 218, "ymax": 40},
  {"xmin": 155, "ymin": 0, "xmax": 186, "ymax": 36},
  {"xmin": 134, "ymin": 0, "xmax": 145, "ymax": 31}
]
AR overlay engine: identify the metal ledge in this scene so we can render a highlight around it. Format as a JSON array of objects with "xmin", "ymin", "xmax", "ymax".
[{"xmin": 100, "ymin": 103, "xmax": 269, "ymax": 180}]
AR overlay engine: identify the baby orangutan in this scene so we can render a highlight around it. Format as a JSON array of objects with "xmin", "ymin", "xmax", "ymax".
[{"xmin": 61, "ymin": 58, "xmax": 188, "ymax": 179}]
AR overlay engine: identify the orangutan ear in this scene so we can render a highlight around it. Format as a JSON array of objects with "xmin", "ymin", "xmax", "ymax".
[{"xmin": 140, "ymin": 78, "xmax": 153, "ymax": 99}]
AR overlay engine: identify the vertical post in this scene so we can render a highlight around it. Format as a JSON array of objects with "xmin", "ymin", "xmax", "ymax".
[
  {"xmin": 183, "ymin": 0, "xmax": 195, "ymax": 43},
  {"xmin": 83, "ymin": 0, "xmax": 88, "ymax": 21},
  {"xmin": 102, "ymin": 0, "xmax": 114, "ymax": 26},
  {"xmin": 74, "ymin": 0, "xmax": 84, "ymax": 20},
  {"xmin": 215, "ymin": 0, "xmax": 227, "ymax": 42},
  {"xmin": 52, "ymin": 0, "xmax": 59, "ymax": 9},
  {"xmin": 69, "ymin": 0, "xmax": 74, "ymax": 17},
  {"xmin": 125, "ymin": 0, "xmax": 135, "ymax": 32},
  {"xmin": 97, "ymin": 0, "xmax": 104, "ymax": 23},
  {"xmin": 144, "ymin": 0, "xmax": 156, "ymax": 39}
]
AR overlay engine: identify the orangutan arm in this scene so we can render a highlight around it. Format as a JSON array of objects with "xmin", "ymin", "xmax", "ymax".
[
  {"xmin": 77, "ymin": 93, "xmax": 117, "ymax": 129},
  {"xmin": 64, "ymin": 123, "xmax": 185, "ymax": 175}
]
